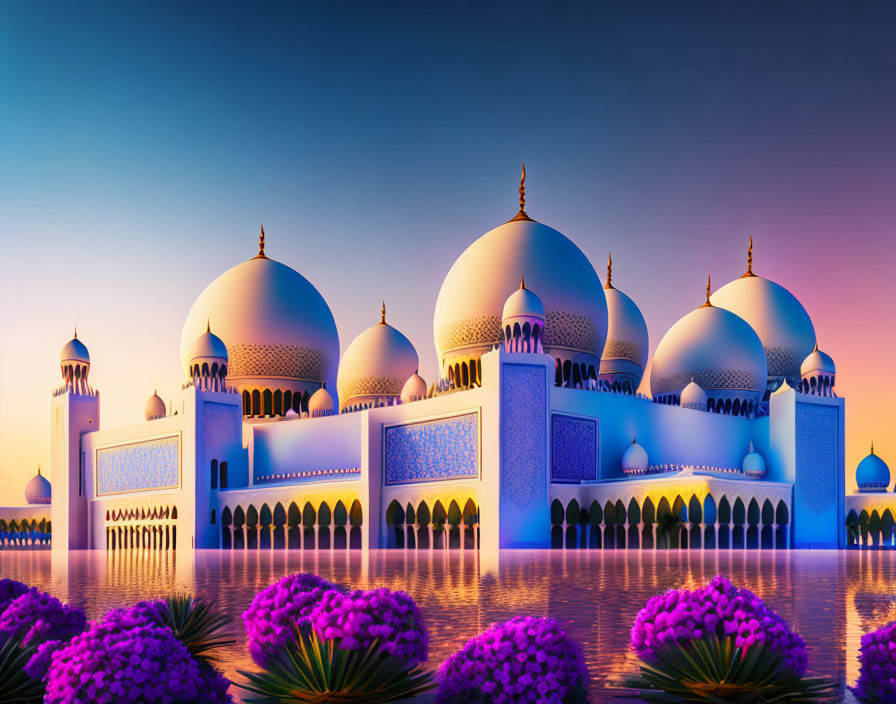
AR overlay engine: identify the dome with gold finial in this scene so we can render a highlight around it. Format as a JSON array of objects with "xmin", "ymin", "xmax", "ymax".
[
  {"xmin": 856, "ymin": 443, "xmax": 890, "ymax": 492},
  {"xmin": 711, "ymin": 237, "xmax": 816, "ymax": 393},
  {"xmin": 599, "ymin": 253, "xmax": 649, "ymax": 393},
  {"xmin": 25, "ymin": 467, "xmax": 51, "ymax": 505},
  {"xmin": 145, "ymin": 391, "xmax": 166, "ymax": 421},
  {"xmin": 60, "ymin": 328, "xmax": 91, "ymax": 389},
  {"xmin": 179, "ymin": 225, "xmax": 340, "ymax": 415},
  {"xmin": 337, "ymin": 303, "xmax": 419, "ymax": 411},
  {"xmin": 308, "ymin": 385, "xmax": 334, "ymax": 416},
  {"xmin": 651, "ymin": 275, "xmax": 767, "ymax": 411},
  {"xmin": 433, "ymin": 164, "xmax": 608, "ymax": 387},
  {"xmin": 800, "ymin": 343, "xmax": 835, "ymax": 396},
  {"xmin": 401, "ymin": 371, "xmax": 428, "ymax": 403},
  {"xmin": 621, "ymin": 438, "xmax": 649, "ymax": 476},
  {"xmin": 502, "ymin": 276, "xmax": 546, "ymax": 353}
]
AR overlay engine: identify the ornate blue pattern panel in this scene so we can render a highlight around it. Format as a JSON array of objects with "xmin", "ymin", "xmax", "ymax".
[
  {"xmin": 384, "ymin": 412, "xmax": 479, "ymax": 485},
  {"xmin": 795, "ymin": 403, "xmax": 839, "ymax": 517},
  {"xmin": 501, "ymin": 364, "xmax": 547, "ymax": 509},
  {"xmin": 551, "ymin": 414, "xmax": 597, "ymax": 483},
  {"xmin": 203, "ymin": 401, "xmax": 241, "ymax": 458},
  {"xmin": 96, "ymin": 436, "xmax": 180, "ymax": 496}
]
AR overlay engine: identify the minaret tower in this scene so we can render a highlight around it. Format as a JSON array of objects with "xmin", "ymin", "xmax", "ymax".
[{"xmin": 51, "ymin": 328, "xmax": 99, "ymax": 549}]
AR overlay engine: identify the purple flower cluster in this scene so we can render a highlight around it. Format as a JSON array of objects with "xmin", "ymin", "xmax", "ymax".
[
  {"xmin": 854, "ymin": 620, "xmax": 896, "ymax": 703},
  {"xmin": 242, "ymin": 573, "xmax": 342, "ymax": 666},
  {"xmin": 630, "ymin": 575, "xmax": 807, "ymax": 674},
  {"xmin": 0, "ymin": 590, "xmax": 86, "ymax": 649},
  {"xmin": 44, "ymin": 612, "xmax": 231, "ymax": 704},
  {"xmin": 436, "ymin": 616, "xmax": 589, "ymax": 704},
  {"xmin": 0, "ymin": 578, "xmax": 32, "ymax": 613},
  {"xmin": 309, "ymin": 587, "xmax": 428, "ymax": 667}
]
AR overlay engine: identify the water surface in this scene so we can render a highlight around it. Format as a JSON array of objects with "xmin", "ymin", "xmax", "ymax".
[{"xmin": 2, "ymin": 549, "xmax": 892, "ymax": 702}]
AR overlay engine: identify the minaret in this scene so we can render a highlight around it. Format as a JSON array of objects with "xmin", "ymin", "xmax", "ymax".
[{"xmin": 52, "ymin": 329, "xmax": 99, "ymax": 549}]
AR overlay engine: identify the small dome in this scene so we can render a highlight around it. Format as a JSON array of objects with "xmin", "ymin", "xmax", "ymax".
[
  {"xmin": 621, "ymin": 438, "xmax": 649, "ymax": 475},
  {"xmin": 60, "ymin": 332, "xmax": 90, "ymax": 364},
  {"xmin": 502, "ymin": 278, "xmax": 545, "ymax": 322},
  {"xmin": 801, "ymin": 344, "xmax": 835, "ymax": 377},
  {"xmin": 651, "ymin": 280, "xmax": 767, "ymax": 405},
  {"xmin": 145, "ymin": 391, "xmax": 166, "ymax": 421},
  {"xmin": 680, "ymin": 379, "xmax": 708, "ymax": 409},
  {"xmin": 25, "ymin": 468, "xmax": 51, "ymax": 505},
  {"xmin": 188, "ymin": 324, "xmax": 228, "ymax": 365},
  {"xmin": 284, "ymin": 408, "xmax": 299, "ymax": 420},
  {"xmin": 308, "ymin": 386, "xmax": 334, "ymax": 414},
  {"xmin": 599, "ymin": 255, "xmax": 649, "ymax": 390},
  {"xmin": 337, "ymin": 306, "xmax": 419, "ymax": 411},
  {"xmin": 742, "ymin": 442, "xmax": 766, "ymax": 478},
  {"xmin": 857, "ymin": 445, "xmax": 890, "ymax": 492},
  {"xmin": 401, "ymin": 371, "xmax": 428, "ymax": 403}
]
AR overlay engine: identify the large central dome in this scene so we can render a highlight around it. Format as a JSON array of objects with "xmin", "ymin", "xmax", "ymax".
[
  {"xmin": 180, "ymin": 233, "xmax": 340, "ymax": 414},
  {"xmin": 434, "ymin": 203, "xmax": 607, "ymax": 385}
]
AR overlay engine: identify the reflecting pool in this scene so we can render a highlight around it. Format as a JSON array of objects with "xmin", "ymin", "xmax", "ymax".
[{"xmin": 2, "ymin": 549, "xmax": 892, "ymax": 702}]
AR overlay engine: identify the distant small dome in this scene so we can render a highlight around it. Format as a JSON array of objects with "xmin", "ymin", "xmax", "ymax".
[
  {"xmin": 284, "ymin": 408, "xmax": 299, "ymax": 419},
  {"xmin": 25, "ymin": 468, "xmax": 51, "ymax": 505},
  {"xmin": 801, "ymin": 345, "xmax": 835, "ymax": 377},
  {"xmin": 188, "ymin": 324, "xmax": 228, "ymax": 365},
  {"xmin": 680, "ymin": 379, "xmax": 708, "ymax": 410},
  {"xmin": 621, "ymin": 438, "xmax": 649, "ymax": 475},
  {"xmin": 742, "ymin": 442, "xmax": 766, "ymax": 478},
  {"xmin": 60, "ymin": 331, "xmax": 90, "ymax": 364},
  {"xmin": 308, "ymin": 386, "xmax": 334, "ymax": 415},
  {"xmin": 857, "ymin": 445, "xmax": 890, "ymax": 492},
  {"xmin": 401, "ymin": 371, "xmax": 428, "ymax": 403},
  {"xmin": 337, "ymin": 305, "xmax": 419, "ymax": 411},
  {"xmin": 145, "ymin": 391, "xmax": 166, "ymax": 421}
]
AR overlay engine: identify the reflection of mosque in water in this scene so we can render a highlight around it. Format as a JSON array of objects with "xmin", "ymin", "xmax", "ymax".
[{"xmin": 2, "ymin": 169, "xmax": 856, "ymax": 553}]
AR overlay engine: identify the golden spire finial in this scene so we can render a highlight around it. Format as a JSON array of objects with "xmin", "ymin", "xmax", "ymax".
[
  {"xmin": 871, "ymin": 440, "xmax": 875, "ymax": 455},
  {"xmin": 700, "ymin": 274, "xmax": 713, "ymax": 307},
  {"xmin": 37, "ymin": 463, "xmax": 41, "ymax": 476},
  {"xmin": 520, "ymin": 274, "xmax": 526, "ymax": 290},
  {"xmin": 605, "ymin": 252, "xmax": 614, "ymax": 289},
  {"xmin": 74, "ymin": 326, "xmax": 78, "ymax": 339},
  {"xmin": 510, "ymin": 162, "xmax": 533, "ymax": 222},
  {"xmin": 380, "ymin": 301, "xmax": 386, "ymax": 325},
  {"xmin": 206, "ymin": 319, "xmax": 211, "ymax": 333},
  {"xmin": 254, "ymin": 223, "xmax": 267, "ymax": 259},
  {"xmin": 741, "ymin": 235, "xmax": 755, "ymax": 277}
]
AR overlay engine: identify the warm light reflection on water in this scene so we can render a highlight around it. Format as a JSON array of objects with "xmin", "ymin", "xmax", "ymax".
[{"xmin": 2, "ymin": 549, "xmax": 893, "ymax": 702}]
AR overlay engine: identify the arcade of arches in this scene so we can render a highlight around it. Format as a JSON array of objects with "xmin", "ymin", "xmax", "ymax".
[
  {"xmin": 105, "ymin": 504, "xmax": 178, "ymax": 551},
  {"xmin": 220, "ymin": 499, "xmax": 363, "ymax": 550},
  {"xmin": 550, "ymin": 494, "xmax": 791, "ymax": 550},
  {"xmin": 846, "ymin": 508, "xmax": 896, "ymax": 547},
  {"xmin": 384, "ymin": 499, "xmax": 479, "ymax": 549},
  {"xmin": 0, "ymin": 518, "xmax": 50, "ymax": 547}
]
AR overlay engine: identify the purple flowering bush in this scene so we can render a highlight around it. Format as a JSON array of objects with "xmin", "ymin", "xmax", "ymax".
[
  {"xmin": 309, "ymin": 587, "xmax": 428, "ymax": 667},
  {"xmin": 242, "ymin": 573, "xmax": 343, "ymax": 666},
  {"xmin": 622, "ymin": 576, "xmax": 837, "ymax": 703},
  {"xmin": 0, "ymin": 590, "xmax": 87, "ymax": 650},
  {"xmin": 631, "ymin": 575, "xmax": 807, "ymax": 673},
  {"xmin": 0, "ymin": 578, "xmax": 33, "ymax": 613},
  {"xmin": 853, "ymin": 621, "xmax": 896, "ymax": 703},
  {"xmin": 44, "ymin": 611, "xmax": 232, "ymax": 704},
  {"xmin": 436, "ymin": 616, "xmax": 589, "ymax": 704}
]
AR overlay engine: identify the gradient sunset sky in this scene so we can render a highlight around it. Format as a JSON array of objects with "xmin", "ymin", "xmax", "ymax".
[{"xmin": 1, "ymin": 1, "xmax": 895, "ymax": 503}]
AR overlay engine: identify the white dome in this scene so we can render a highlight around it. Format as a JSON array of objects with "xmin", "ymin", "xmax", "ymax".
[
  {"xmin": 337, "ymin": 311, "xmax": 419, "ymax": 410},
  {"xmin": 60, "ymin": 334, "xmax": 89, "ymax": 364},
  {"xmin": 742, "ymin": 443, "xmax": 766, "ymax": 477},
  {"xmin": 600, "ymin": 277, "xmax": 649, "ymax": 387},
  {"xmin": 680, "ymin": 379, "xmax": 708, "ymax": 409},
  {"xmin": 179, "ymin": 242, "xmax": 340, "ymax": 397},
  {"xmin": 308, "ymin": 386, "xmax": 334, "ymax": 414},
  {"xmin": 188, "ymin": 325, "xmax": 228, "ymax": 364},
  {"xmin": 621, "ymin": 438, "xmax": 648, "ymax": 474},
  {"xmin": 502, "ymin": 280, "xmax": 545, "ymax": 322},
  {"xmin": 711, "ymin": 251, "xmax": 815, "ymax": 383},
  {"xmin": 25, "ymin": 469, "xmax": 51, "ymax": 505},
  {"xmin": 434, "ymin": 217, "xmax": 607, "ymax": 375},
  {"xmin": 401, "ymin": 371, "xmax": 428, "ymax": 403},
  {"xmin": 801, "ymin": 345, "xmax": 835, "ymax": 376},
  {"xmin": 145, "ymin": 392, "xmax": 166, "ymax": 420},
  {"xmin": 284, "ymin": 408, "xmax": 299, "ymax": 419},
  {"xmin": 651, "ymin": 296, "xmax": 767, "ymax": 403}
]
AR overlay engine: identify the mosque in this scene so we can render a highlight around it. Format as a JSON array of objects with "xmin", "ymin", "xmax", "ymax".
[{"xmin": 2, "ymin": 168, "xmax": 875, "ymax": 552}]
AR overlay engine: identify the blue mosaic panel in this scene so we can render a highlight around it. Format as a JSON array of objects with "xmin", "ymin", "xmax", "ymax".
[
  {"xmin": 96, "ymin": 436, "xmax": 179, "ymax": 496},
  {"xmin": 551, "ymin": 414, "xmax": 597, "ymax": 483},
  {"xmin": 203, "ymin": 401, "xmax": 241, "ymax": 458},
  {"xmin": 501, "ymin": 364, "xmax": 547, "ymax": 508},
  {"xmin": 795, "ymin": 404, "xmax": 839, "ymax": 517},
  {"xmin": 384, "ymin": 412, "xmax": 479, "ymax": 485}
]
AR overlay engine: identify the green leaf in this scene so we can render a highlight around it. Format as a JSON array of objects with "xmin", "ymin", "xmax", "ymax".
[
  {"xmin": 237, "ymin": 629, "xmax": 436, "ymax": 704},
  {"xmin": 0, "ymin": 633, "xmax": 45, "ymax": 704},
  {"xmin": 159, "ymin": 594, "xmax": 236, "ymax": 665}
]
